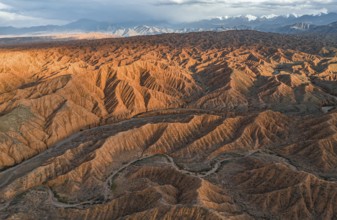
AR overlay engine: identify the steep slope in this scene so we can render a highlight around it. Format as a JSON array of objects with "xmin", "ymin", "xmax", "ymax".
[{"xmin": 0, "ymin": 31, "xmax": 336, "ymax": 219}]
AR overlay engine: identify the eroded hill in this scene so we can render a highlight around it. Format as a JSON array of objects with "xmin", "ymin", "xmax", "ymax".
[{"xmin": 0, "ymin": 30, "xmax": 336, "ymax": 219}]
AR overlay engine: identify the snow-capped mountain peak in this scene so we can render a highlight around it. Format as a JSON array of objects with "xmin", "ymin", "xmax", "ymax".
[
  {"xmin": 1, "ymin": 12, "xmax": 337, "ymax": 37},
  {"xmin": 261, "ymin": 14, "xmax": 278, "ymax": 19},
  {"xmin": 245, "ymin": 15, "xmax": 257, "ymax": 21}
]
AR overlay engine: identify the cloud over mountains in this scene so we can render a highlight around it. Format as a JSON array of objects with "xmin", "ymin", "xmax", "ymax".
[{"xmin": 0, "ymin": 0, "xmax": 336, "ymax": 27}]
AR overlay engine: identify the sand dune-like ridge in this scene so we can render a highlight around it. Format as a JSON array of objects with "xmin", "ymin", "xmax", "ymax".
[{"xmin": 0, "ymin": 30, "xmax": 337, "ymax": 219}]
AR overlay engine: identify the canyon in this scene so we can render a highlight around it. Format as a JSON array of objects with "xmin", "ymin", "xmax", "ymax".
[{"xmin": 0, "ymin": 30, "xmax": 336, "ymax": 219}]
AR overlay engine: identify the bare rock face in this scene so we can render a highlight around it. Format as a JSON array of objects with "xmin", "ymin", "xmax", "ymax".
[{"xmin": 0, "ymin": 30, "xmax": 336, "ymax": 219}]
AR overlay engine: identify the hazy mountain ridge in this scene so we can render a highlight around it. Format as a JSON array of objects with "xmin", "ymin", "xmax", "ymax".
[
  {"xmin": 276, "ymin": 21, "xmax": 337, "ymax": 34},
  {"xmin": 1, "ymin": 13, "xmax": 337, "ymax": 38}
]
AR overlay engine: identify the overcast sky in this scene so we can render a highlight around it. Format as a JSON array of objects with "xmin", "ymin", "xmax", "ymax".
[{"xmin": 0, "ymin": 0, "xmax": 336, "ymax": 27}]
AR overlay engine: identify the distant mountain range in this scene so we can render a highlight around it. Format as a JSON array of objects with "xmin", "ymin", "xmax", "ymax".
[
  {"xmin": 1, "ymin": 13, "xmax": 337, "ymax": 37},
  {"xmin": 277, "ymin": 21, "xmax": 337, "ymax": 34}
]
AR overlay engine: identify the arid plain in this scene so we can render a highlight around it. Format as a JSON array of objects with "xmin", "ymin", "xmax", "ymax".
[{"xmin": 0, "ymin": 30, "xmax": 337, "ymax": 219}]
